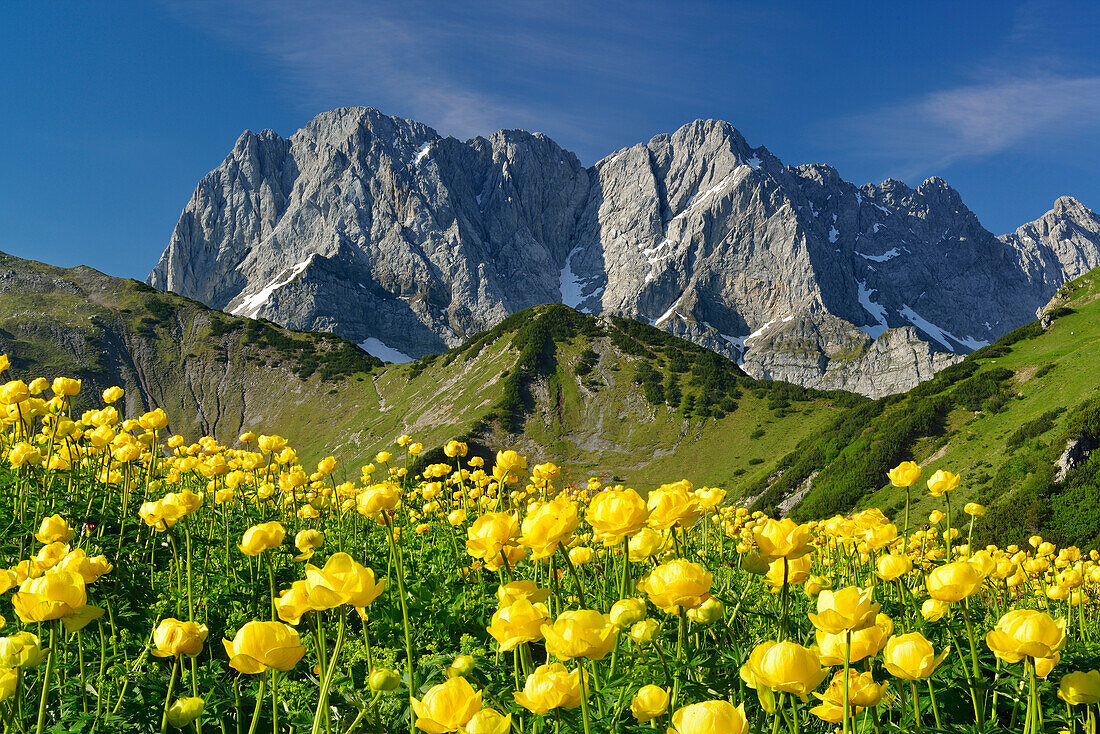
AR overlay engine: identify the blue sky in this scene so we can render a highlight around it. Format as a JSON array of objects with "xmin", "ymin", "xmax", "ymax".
[{"xmin": 2, "ymin": 0, "xmax": 1099, "ymax": 280}]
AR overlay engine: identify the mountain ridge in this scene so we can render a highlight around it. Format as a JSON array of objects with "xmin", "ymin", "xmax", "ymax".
[{"xmin": 148, "ymin": 106, "xmax": 1100, "ymax": 397}]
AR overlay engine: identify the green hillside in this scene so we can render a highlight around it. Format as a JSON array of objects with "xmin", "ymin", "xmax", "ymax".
[
  {"xmin": 0, "ymin": 250, "xmax": 859, "ymax": 491},
  {"xmin": 752, "ymin": 266, "xmax": 1100, "ymax": 547}
]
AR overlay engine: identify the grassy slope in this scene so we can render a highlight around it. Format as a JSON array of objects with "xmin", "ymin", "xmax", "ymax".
[
  {"xmin": 0, "ymin": 251, "xmax": 851, "ymax": 493},
  {"xmin": 759, "ymin": 266, "xmax": 1100, "ymax": 546}
]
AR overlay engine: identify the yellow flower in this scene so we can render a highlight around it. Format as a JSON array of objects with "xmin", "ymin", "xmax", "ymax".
[
  {"xmin": 443, "ymin": 440, "xmax": 468, "ymax": 458},
  {"xmin": 495, "ymin": 581, "xmax": 550, "ymax": 607},
  {"xmin": 568, "ymin": 546, "xmax": 593, "ymax": 565},
  {"xmin": 487, "ymin": 599, "xmax": 549, "ymax": 652},
  {"xmin": 810, "ymin": 670, "xmax": 886, "ymax": 722},
  {"xmin": 754, "ymin": 518, "xmax": 813, "ymax": 559},
  {"xmin": 1058, "ymin": 670, "xmax": 1100, "ymax": 705},
  {"xmin": 808, "ymin": 587, "xmax": 879, "ymax": 634},
  {"xmin": 630, "ymin": 685, "xmax": 669, "ymax": 722},
  {"xmin": 275, "ymin": 580, "xmax": 344, "ymax": 625},
  {"xmin": 925, "ymin": 469, "xmax": 960, "ymax": 497},
  {"xmin": 630, "ymin": 619, "xmax": 660, "ymax": 645},
  {"xmin": 152, "ymin": 618, "xmax": 209, "ymax": 657},
  {"xmin": 460, "ymin": 708, "xmax": 511, "ymax": 734},
  {"xmin": 513, "ymin": 663, "xmax": 584, "ymax": 715},
  {"xmin": 0, "ymin": 380, "xmax": 30, "ymax": 405},
  {"xmin": 925, "ymin": 561, "xmax": 983, "ymax": 602},
  {"xmin": 0, "ymin": 632, "xmax": 46, "ymax": 668},
  {"xmin": 304, "ymin": 552, "xmax": 386, "ymax": 610},
  {"xmin": 0, "ymin": 667, "xmax": 15, "ymax": 702},
  {"xmin": 609, "ymin": 598, "xmax": 647, "ymax": 628},
  {"xmin": 494, "ymin": 450, "xmax": 527, "ymax": 480},
  {"xmin": 875, "ymin": 553, "xmax": 911, "ymax": 582},
  {"xmin": 446, "ymin": 655, "xmax": 475, "ymax": 679},
  {"xmin": 222, "ymin": 621, "xmax": 305, "ymax": 674},
  {"xmin": 646, "ymin": 482, "xmax": 701, "ymax": 530},
  {"xmin": 628, "ymin": 528, "xmax": 666, "ymax": 561},
  {"xmin": 239, "ymin": 521, "xmax": 286, "ymax": 556},
  {"xmin": 815, "ymin": 613, "xmax": 893, "ymax": 665},
  {"xmin": 764, "ymin": 555, "xmax": 812, "ymax": 588},
  {"xmin": 964, "ymin": 502, "xmax": 985, "ymax": 516},
  {"xmin": 411, "ymin": 676, "xmax": 482, "ymax": 733},
  {"xmin": 642, "ymin": 560, "xmax": 712, "ymax": 612},
  {"xmin": 51, "ymin": 377, "xmax": 81, "ymax": 397},
  {"xmin": 985, "ymin": 609, "xmax": 1067, "ymax": 664},
  {"xmin": 541, "ymin": 610, "xmax": 617, "ymax": 661},
  {"xmin": 668, "ymin": 700, "xmax": 748, "ymax": 734},
  {"xmin": 357, "ymin": 482, "xmax": 401, "ymax": 517},
  {"xmin": 34, "ymin": 514, "xmax": 75, "ymax": 544},
  {"xmin": 166, "ymin": 697, "xmax": 205, "ymax": 728},
  {"xmin": 466, "ymin": 513, "xmax": 520, "ymax": 562},
  {"xmin": 293, "ymin": 529, "xmax": 325, "ymax": 561},
  {"xmin": 519, "ymin": 497, "xmax": 579, "ymax": 559},
  {"xmin": 887, "ymin": 461, "xmax": 922, "ymax": 488},
  {"xmin": 102, "ymin": 386, "xmax": 124, "ymax": 403},
  {"xmin": 586, "ymin": 487, "xmax": 649, "ymax": 545},
  {"xmin": 11, "ymin": 570, "xmax": 87, "ymax": 623},
  {"xmin": 742, "ymin": 640, "xmax": 828, "ymax": 699},
  {"xmin": 921, "ymin": 599, "xmax": 950, "ymax": 622},
  {"xmin": 882, "ymin": 632, "xmax": 949, "ymax": 680},
  {"xmin": 9, "ymin": 442, "xmax": 42, "ymax": 468}
]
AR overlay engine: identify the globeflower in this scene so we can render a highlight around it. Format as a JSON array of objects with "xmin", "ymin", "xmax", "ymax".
[
  {"xmin": 1058, "ymin": 670, "xmax": 1100, "ymax": 705},
  {"xmin": 882, "ymin": 632, "xmax": 949, "ymax": 680},
  {"xmin": 239, "ymin": 521, "xmax": 285, "ymax": 556},
  {"xmin": 586, "ymin": 487, "xmax": 649, "ymax": 545},
  {"xmin": 466, "ymin": 513, "xmax": 520, "ymax": 562},
  {"xmin": 646, "ymin": 481, "xmax": 701, "ymax": 530},
  {"xmin": 519, "ymin": 497, "xmax": 578, "ymax": 559},
  {"xmin": 985, "ymin": 609, "xmax": 1067, "ymax": 665},
  {"xmin": 541, "ymin": 610, "xmax": 617, "ymax": 660},
  {"xmin": 513, "ymin": 663, "xmax": 585, "ymax": 714},
  {"xmin": 222, "ymin": 621, "xmax": 305, "ymax": 674},
  {"xmin": 926, "ymin": 469, "xmax": 960, "ymax": 497},
  {"xmin": 152, "ymin": 618, "xmax": 209, "ymax": 657},
  {"xmin": 357, "ymin": 482, "xmax": 401, "ymax": 517},
  {"xmin": 815, "ymin": 613, "xmax": 893, "ymax": 665},
  {"xmin": 630, "ymin": 685, "xmax": 669, "ymax": 722},
  {"xmin": 741, "ymin": 640, "xmax": 827, "ymax": 699},
  {"xmin": 487, "ymin": 598, "xmax": 549, "ymax": 652},
  {"xmin": 411, "ymin": 676, "xmax": 482, "ymax": 733},
  {"xmin": 887, "ymin": 461, "xmax": 922, "ymax": 487},
  {"xmin": 808, "ymin": 587, "xmax": 879, "ymax": 634},
  {"xmin": 11, "ymin": 569, "xmax": 87, "ymax": 623},
  {"xmin": 668, "ymin": 700, "xmax": 748, "ymax": 734},
  {"xmin": 926, "ymin": 561, "xmax": 983, "ymax": 602},
  {"xmin": 304, "ymin": 552, "xmax": 386, "ymax": 610},
  {"xmin": 35, "ymin": 514, "xmax": 75, "ymax": 544},
  {"xmin": 641, "ymin": 560, "xmax": 712, "ymax": 612},
  {"xmin": 753, "ymin": 518, "xmax": 813, "ymax": 560}
]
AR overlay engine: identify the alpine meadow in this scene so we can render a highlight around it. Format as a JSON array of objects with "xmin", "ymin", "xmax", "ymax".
[{"xmin": 3, "ymin": 3, "xmax": 1100, "ymax": 733}]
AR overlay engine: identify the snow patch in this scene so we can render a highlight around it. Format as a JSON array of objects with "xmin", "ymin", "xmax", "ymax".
[
  {"xmin": 855, "ymin": 192, "xmax": 863, "ymax": 205},
  {"xmin": 745, "ymin": 153, "xmax": 762, "ymax": 170},
  {"xmin": 409, "ymin": 142, "xmax": 431, "ymax": 166},
  {"xmin": 829, "ymin": 226, "xmax": 840, "ymax": 243},
  {"xmin": 856, "ymin": 247, "xmax": 900, "ymax": 263},
  {"xmin": 559, "ymin": 247, "xmax": 587, "ymax": 310},
  {"xmin": 872, "ymin": 223, "xmax": 882, "ymax": 233},
  {"xmin": 230, "ymin": 255, "xmax": 316, "ymax": 317},
  {"xmin": 856, "ymin": 280, "xmax": 889, "ymax": 338},
  {"xmin": 653, "ymin": 295, "xmax": 684, "ymax": 326},
  {"xmin": 898, "ymin": 305, "xmax": 989, "ymax": 351},
  {"xmin": 358, "ymin": 337, "xmax": 413, "ymax": 363}
]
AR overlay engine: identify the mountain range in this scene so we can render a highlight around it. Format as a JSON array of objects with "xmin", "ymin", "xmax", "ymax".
[{"xmin": 148, "ymin": 107, "xmax": 1100, "ymax": 397}]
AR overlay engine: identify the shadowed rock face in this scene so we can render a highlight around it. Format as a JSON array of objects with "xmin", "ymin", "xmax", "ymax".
[{"xmin": 149, "ymin": 107, "xmax": 1100, "ymax": 398}]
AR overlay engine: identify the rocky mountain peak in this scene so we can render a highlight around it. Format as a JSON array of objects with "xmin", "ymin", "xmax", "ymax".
[{"xmin": 149, "ymin": 106, "xmax": 1100, "ymax": 399}]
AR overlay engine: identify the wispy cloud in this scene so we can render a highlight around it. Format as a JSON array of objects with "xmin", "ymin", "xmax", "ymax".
[
  {"xmin": 831, "ymin": 73, "xmax": 1100, "ymax": 179},
  {"xmin": 158, "ymin": 0, "xmax": 719, "ymax": 159}
]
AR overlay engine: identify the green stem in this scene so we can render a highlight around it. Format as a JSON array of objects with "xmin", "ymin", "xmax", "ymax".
[
  {"xmin": 245, "ymin": 674, "xmax": 267, "ymax": 734},
  {"xmin": 34, "ymin": 622, "xmax": 57, "ymax": 734},
  {"xmin": 160, "ymin": 657, "xmax": 180, "ymax": 734},
  {"xmin": 384, "ymin": 516, "xmax": 416, "ymax": 734}
]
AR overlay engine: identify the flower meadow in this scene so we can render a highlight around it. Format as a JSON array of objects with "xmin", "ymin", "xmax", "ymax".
[{"xmin": 0, "ymin": 364, "xmax": 1098, "ymax": 733}]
